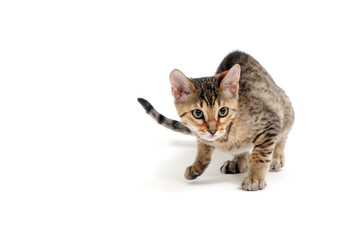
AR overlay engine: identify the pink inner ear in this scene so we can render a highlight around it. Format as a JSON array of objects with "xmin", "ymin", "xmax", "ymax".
[
  {"xmin": 228, "ymin": 83, "xmax": 238, "ymax": 95},
  {"xmin": 170, "ymin": 69, "xmax": 193, "ymax": 101},
  {"xmin": 172, "ymin": 86, "xmax": 185, "ymax": 100},
  {"xmin": 176, "ymin": 86, "xmax": 189, "ymax": 95},
  {"xmin": 221, "ymin": 64, "xmax": 240, "ymax": 97}
]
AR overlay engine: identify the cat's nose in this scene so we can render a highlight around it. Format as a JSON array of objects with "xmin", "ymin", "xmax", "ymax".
[{"xmin": 208, "ymin": 128, "xmax": 217, "ymax": 135}]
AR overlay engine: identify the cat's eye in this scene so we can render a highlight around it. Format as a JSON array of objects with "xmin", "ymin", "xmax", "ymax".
[
  {"xmin": 218, "ymin": 107, "xmax": 228, "ymax": 117},
  {"xmin": 192, "ymin": 109, "xmax": 203, "ymax": 119}
]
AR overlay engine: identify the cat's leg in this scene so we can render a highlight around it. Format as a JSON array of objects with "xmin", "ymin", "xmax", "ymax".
[
  {"xmin": 184, "ymin": 140, "xmax": 214, "ymax": 180},
  {"xmin": 270, "ymin": 139, "xmax": 286, "ymax": 171},
  {"xmin": 242, "ymin": 138, "xmax": 276, "ymax": 191},
  {"xmin": 220, "ymin": 152, "xmax": 250, "ymax": 174}
]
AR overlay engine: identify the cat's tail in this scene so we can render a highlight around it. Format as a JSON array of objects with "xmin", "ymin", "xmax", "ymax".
[{"xmin": 137, "ymin": 98, "xmax": 192, "ymax": 135}]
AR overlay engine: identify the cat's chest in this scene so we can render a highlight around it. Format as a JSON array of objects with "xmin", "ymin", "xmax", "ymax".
[
  {"xmin": 210, "ymin": 120, "xmax": 254, "ymax": 154},
  {"xmin": 212, "ymin": 140, "xmax": 254, "ymax": 155}
]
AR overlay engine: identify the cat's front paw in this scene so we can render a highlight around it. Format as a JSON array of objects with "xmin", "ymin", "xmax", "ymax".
[
  {"xmin": 220, "ymin": 152, "xmax": 250, "ymax": 174},
  {"xmin": 241, "ymin": 177, "xmax": 266, "ymax": 191},
  {"xmin": 220, "ymin": 160, "xmax": 248, "ymax": 174},
  {"xmin": 185, "ymin": 165, "xmax": 203, "ymax": 180}
]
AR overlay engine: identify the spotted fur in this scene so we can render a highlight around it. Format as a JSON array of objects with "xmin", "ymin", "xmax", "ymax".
[{"xmin": 138, "ymin": 51, "xmax": 294, "ymax": 191}]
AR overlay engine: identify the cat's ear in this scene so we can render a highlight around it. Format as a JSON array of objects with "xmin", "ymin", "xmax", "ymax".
[
  {"xmin": 169, "ymin": 69, "xmax": 195, "ymax": 102},
  {"xmin": 220, "ymin": 64, "xmax": 241, "ymax": 98}
]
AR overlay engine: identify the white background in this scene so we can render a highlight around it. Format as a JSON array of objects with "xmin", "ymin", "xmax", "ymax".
[{"xmin": 1, "ymin": 1, "xmax": 360, "ymax": 239}]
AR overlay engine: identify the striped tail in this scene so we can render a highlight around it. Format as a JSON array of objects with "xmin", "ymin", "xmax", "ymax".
[{"xmin": 137, "ymin": 98, "xmax": 192, "ymax": 135}]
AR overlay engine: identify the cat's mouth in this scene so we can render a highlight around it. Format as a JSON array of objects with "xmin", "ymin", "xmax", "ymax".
[{"xmin": 198, "ymin": 132, "xmax": 225, "ymax": 142}]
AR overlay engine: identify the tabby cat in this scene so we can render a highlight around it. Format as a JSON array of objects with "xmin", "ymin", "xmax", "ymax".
[{"xmin": 138, "ymin": 51, "xmax": 294, "ymax": 191}]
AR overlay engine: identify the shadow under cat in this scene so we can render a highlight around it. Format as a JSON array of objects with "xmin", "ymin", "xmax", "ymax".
[{"xmin": 152, "ymin": 139, "xmax": 246, "ymax": 189}]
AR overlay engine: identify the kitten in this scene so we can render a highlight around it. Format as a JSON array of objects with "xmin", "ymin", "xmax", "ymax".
[{"xmin": 138, "ymin": 51, "xmax": 294, "ymax": 191}]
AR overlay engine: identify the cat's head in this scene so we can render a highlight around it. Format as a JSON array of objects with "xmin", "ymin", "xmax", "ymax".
[{"xmin": 170, "ymin": 64, "xmax": 240, "ymax": 142}]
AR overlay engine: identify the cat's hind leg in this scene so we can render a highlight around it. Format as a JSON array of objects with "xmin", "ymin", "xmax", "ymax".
[
  {"xmin": 220, "ymin": 152, "xmax": 250, "ymax": 174},
  {"xmin": 270, "ymin": 139, "xmax": 286, "ymax": 171}
]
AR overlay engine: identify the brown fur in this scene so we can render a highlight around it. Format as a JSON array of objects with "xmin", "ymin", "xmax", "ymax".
[{"xmin": 138, "ymin": 51, "xmax": 294, "ymax": 191}]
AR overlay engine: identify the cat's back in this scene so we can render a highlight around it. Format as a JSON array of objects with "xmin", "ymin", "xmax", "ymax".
[
  {"xmin": 218, "ymin": 51, "xmax": 285, "ymax": 101},
  {"xmin": 216, "ymin": 51, "xmax": 255, "ymax": 74},
  {"xmin": 217, "ymin": 51, "xmax": 294, "ymax": 136},
  {"xmin": 216, "ymin": 51, "xmax": 273, "ymax": 84}
]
